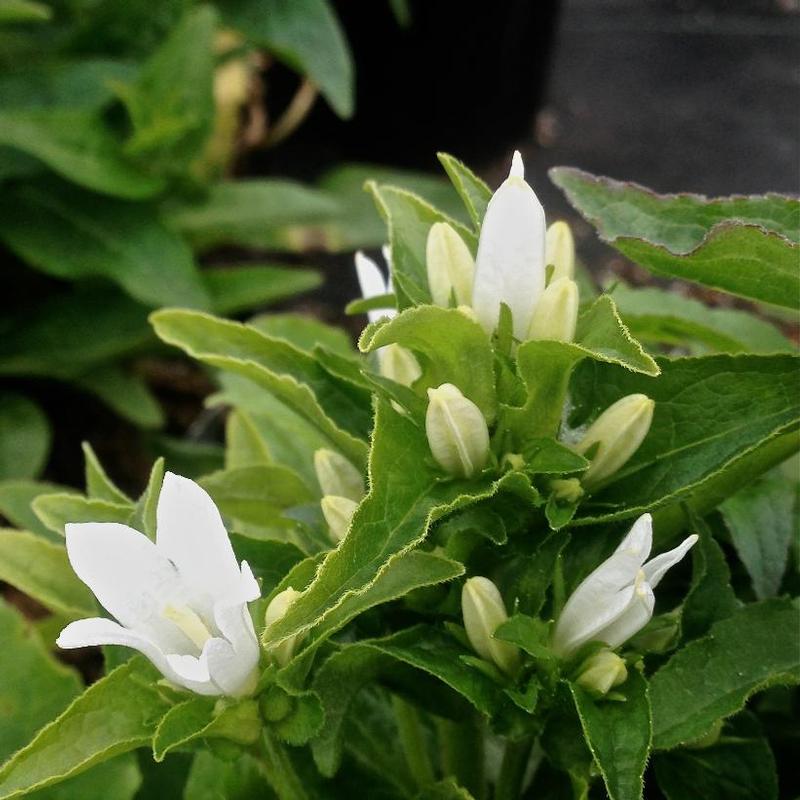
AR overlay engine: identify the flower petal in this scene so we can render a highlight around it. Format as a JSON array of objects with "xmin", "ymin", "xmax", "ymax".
[
  {"xmin": 156, "ymin": 473, "xmax": 245, "ymax": 604},
  {"xmin": 355, "ymin": 251, "xmax": 394, "ymax": 324},
  {"xmin": 64, "ymin": 522, "xmax": 182, "ymax": 631},
  {"xmin": 593, "ymin": 573, "xmax": 656, "ymax": 649},
  {"xmin": 615, "ymin": 513, "xmax": 654, "ymax": 562},
  {"xmin": 472, "ymin": 153, "xmax": 546, "ymax": 339},
  {"xmin": 643, "ymin": 534, "xmax": 698, "ymax": 589}
]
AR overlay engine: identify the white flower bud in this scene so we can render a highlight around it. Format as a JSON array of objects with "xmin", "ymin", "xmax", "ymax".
[
  {"xmin": 313, "ymin": 449, "xmax": 364, "ymax": 502},
  {"xmin": 321, "ymin": 495, "xmax": 358, "ymax": 542},
  {"xmin": 425, "ymin": 383, "xmax": 490, "ymax": 479},
  {"xmin": 527, "ymin": 277, "xmax": 579, "ymax": 342},
  {"xmin": 426, "ymin": 221, "xmax": 475, "ymax": 307},
  {"xmin": 575, "ymin": 649, "xmax": 628, "ymax": 697},
  {"xmin": 378, "ymin": 343, "xmax": 422, "ymax": 387},
  {"xmin": 461, "ymin": 576, "xmax": 520, "ymax": 676},
  {"xmin": 546, "ymin": 221, "xmax": 575, "ymax": 282},
  {"xmin": 264, "ymin": 587, "xmax": 305, "ymax": 667},
  {"xmin": 575, "ymin": 394, "xmax": 655, "ymax": 489}
]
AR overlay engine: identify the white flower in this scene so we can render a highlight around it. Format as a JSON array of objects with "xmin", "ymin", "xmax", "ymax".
[
  {"xmin": 57, "ymin": 473, "xmax": 261, "ymax": 697},
  {"xmin": 355, "ymin": 249, "xmax": 396, "ymax": 324},
  {"xmin": 552, "ymin": 513, "xmax": 697, "ymax": 658},
  {"xmin": 472, "ymin": 151, "xmax": 546, "ymax": 340}
]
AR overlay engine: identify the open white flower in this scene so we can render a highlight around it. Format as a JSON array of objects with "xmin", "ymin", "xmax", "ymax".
[
  {"xmin": 472, "ymin": 151, "xmax": 546, "ymax": 340},
  {"xmin": 552, "ymin": 513, "xmax": 697, "ymax": 658},
  {"xmin": 355, "ymin": 248, "xmax": 396, "ymax": 324},
  {"xmin": 57, "ymin": 472, "xmax": 261, "ymax": 697}
]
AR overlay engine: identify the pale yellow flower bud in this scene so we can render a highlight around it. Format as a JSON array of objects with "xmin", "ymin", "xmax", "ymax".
[
  {"xmin": 378, "ymin": 343, "xmax": 422, "ymax": 387},
  {"xmin": 575, "ymin": 649, "xmax": 628, "ymax": 697},
  {"xmin": 321, "ymin": 495, "xmax": 358, "ymax": 542},
  {"xmin": 264, "ymin": 588, "xmax": 305, "ymax": 667},
  {"xmin": 313, "ymin": 449, "xmax": 364, "ymax": 502},
  {"xmin": 461, "ymin": 576, "xmax": 520, "ymax": 676},
  {"xmin": 550, "ymin": 478, "xmax": 584, "ymax": 504},
  {"xmin": 527, "ymin": 277, "xmax": 579, "ymax": 342},
  {"xmin": 546, "ymin": 221, "xmax": 575, "ymax": 282},
  {"xmin": 575, "ymin": 394, "xmax": 655, "ymax": 489},
  {"xmin": 425, "ymin": 384, "xmax": 490, "ymax": 479},
  {"xmin": 426, "ymin": 222, "xmax": 475, "ymax": 307}
]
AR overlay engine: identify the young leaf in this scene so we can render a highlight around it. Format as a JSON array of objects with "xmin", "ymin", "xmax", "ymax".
[
  {"xmin": 225, "ymin": 409, "xmax": 272, "ymax": 469},
  {"xmin": 0, "ymin": 657, "xmax": 172, "ymax": 799},
  {"xmin": 0, "ymin": 392, "xmax": 50, "ymax": 480},
  {"xmin": 32, "ymin": 493, "xmax": 134, "ymax": 537},
  {"xmin": 570, "ymin": 669, "xmax": 652, "ymax": 800},
  {"xmin": 437, "ymin": 152, "xmax": 492, "ymax": 229},
  {"xmin": 0, "ymin": 479, "xmax": 74, "ymax": 541},
  {"xmin": 551, "ymin": 167, "xmax": 800, "ymax": 309},
  {"xmin": 82, "ymin": 442, "xmax": 131, "ymax": 505},
  {"xmin": 650, "ymin": 598, "xmax": 800, "ymax": 750},
  {"xmin": 130, "ymin": 457, "xmax": 164, "ymax": 539}
]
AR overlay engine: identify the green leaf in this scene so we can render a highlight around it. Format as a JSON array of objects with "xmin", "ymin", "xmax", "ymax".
[
  {"xmin": 165, "ymin": 179, "xmax": 339, "ymax": 253},
  {"xmin": 118, "ymin": 6, "xmax": 216, "ymax": 173},
  {"xmin": 205, "ymin": 265, "xmax": 322, "ymax": 316},
  {"xmin": 224, "ymin": 0, "xmax": 353, "ymax": 118},
  {"xmin": 130, "ymin": 457, "xmax": 164, "ymax": 539},
  {"xmin": 0, "ymin": 109, "xmax": 163, "ymax": 199},
  {"xmin": 0, "ymin": 657, "xmax": 172, "ymax": 799},
  {"xmin": 82, "ymin": 442, "xmax": 131, "ymax": 505},
  {"xmin": 418, "ymin": 778, "xmax": 476, "ymax": 799},
  {"xmin": 720, "ymin": 473, "xmax": 797, "ymax": 599},
  {"xmin": 250, "ymin": 313, "xmax": 354, "ymax": 357},
  {"xmin": 650, "ymin": 598, "xmax": 800, "ymax": 750},
  {"xmin": 359, "ymin": 306, "xmax": 496, "ymax": 421},
  {"xmin": 0, "ymin": 392, "xmax": 50, "ymax": 479},
  {"xmin": 552, "ymin": 167, "xmax": 800, "ymax": 309},
  {"xmin": 152, "ymin": 697, "xmax": 261, "ymax": 762},
  {"xmin": 29, "ymin": 757, "xmax": 142, "ymax": 800},
  {"xmin": 0, "ymin": 530, "xmax": 97, "ymax": 617},
  {"xmin": 0, "ymin": 0, "xmax": 50, "ymax": 23},
  {"xmin": 181, "ymin": 752, "xmax": 267, "ymax": 800},
  {"xmin": 225, "ymin": 409, "xmax": 272, "ymax": 469},
  {"xmin": 367, "ymin": 182, "xmax": 476, "ymax": 308},
  {"xmin": 0, "ymin": 183, "xmax": 209, "ymax": 309},
  {"xmin": 653, "ymin": 712, "xmax": 777, "ymax": 800},
  {"xmin": 0, "ymin": 480, "xmax": 74, "ymax": 541},
  {"xmin": 570, "ymin": 354, "xmax": 800, "ymax": 525},
  {"xmin": 0, "ymin": 599, "xmax": 81, "ymax": 763},
  {"xmin": 32, "ymin": 493, "xmax": 134, "ymax": 537},
  {"xmin": 150, "ymin": 309, "xmax": 370, "ymax": 467},
  {"xmin": 570, "ymin": 670, "xmax": 651, "ymax": 800},
  {"xmin": 437, "ymin": 152, "xmax": 491, "ymax": 229},
  {"xmin": 609, "ymin": 284, "xmax": 793, "ymax": 354}
]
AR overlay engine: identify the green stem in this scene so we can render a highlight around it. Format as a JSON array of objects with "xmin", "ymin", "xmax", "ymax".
[
  {"xmin": 436, "ymin": 715, "xmax": 486, "ymax": 799},
  {"xmin": 392, "ymin": 694, "xmax": 435, "ymax": 788},
  {"xmin": 255, "ymin": 729, "xmax": 308, "ymax": 800},
  {"xmin": 552, "ymin": 554, "xmax": 566, "ymax": 619},
  {"xmin": 494, "ymin": 736, "xmax": 534, "ymax": 800}
]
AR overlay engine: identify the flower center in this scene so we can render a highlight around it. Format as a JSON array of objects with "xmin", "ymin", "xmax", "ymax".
[{"xmin": 162, "ymin": 605, "xmax": 213, "ymax": 650}]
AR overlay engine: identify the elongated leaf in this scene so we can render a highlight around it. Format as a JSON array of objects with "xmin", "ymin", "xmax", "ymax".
[
  {"xmin": 552, "ymin": 167, "xmax": 800, "ymax": 309},
  {"xmin": 570, "ymin": 354, "xmax": 800, "ymax": 524},
  {"xmin": 650, "ymin": 599, "xmax": 800, "ymax": 750},
  {"xmin": 82, "ymin": 442, "xmax": 131, "ymax": 505},
  {"xmin": 437, "ymin": 152, "xmax": 491, "ymax": 229},
  {"xmin": 130, "ymin": 457, "xmax": 164, "ymax": 540},
  {"xmin": 0, "ymin": 657, "xmax": 172, "ymax": 799},
  {"xmin": 0, "ymin": 110, "xmax": 163, "ymax": 199},
  {"xmin": 0, "ymin": 392, "xmax": 50, "ymax": 480},
  {"xmin": 0, "ymin": 480, "xmax": 74, "ymax": 541},
  {"xmin": 32, "ymin": 493, "xmax": 134, "ymax": 537},
  {"xmin": 0, "ymin": 183, "xmax": 209, "ymax": 309},
  {"xmin": 151, "ymin": 309, "xmax": 370, "ymax": 466},
  {"xmin": 0, "ymin": 530, "xmax": 96, "ymax": 617},
  {"xmin": 250, "ymin": 314, "xmax": 354, "ymax": 357},
  {"xmin": 30, "ymin": 757, "xmax": 142, "ymax": 800},
  {"xmin": 570, "ymin": 670, "xmax": 651, "ymax": 800}
]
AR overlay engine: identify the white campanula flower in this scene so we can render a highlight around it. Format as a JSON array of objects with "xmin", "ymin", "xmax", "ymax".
[
  {"xmin": 57, "ymin": 473, "xmax": 261, "ymax": 697},
  {"xmin": 552, "ymin": 513, "xmax": 697, "ymax": 658},
  {"xmin": 472, "ymin": 151, "xmax": 546, "ymax": 340},
  {"xmin": 354, "ymin": 248, "xmax": 396, "ymax": 324}
]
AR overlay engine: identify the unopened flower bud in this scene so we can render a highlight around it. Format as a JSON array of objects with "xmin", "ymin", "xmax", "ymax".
[
  {"xmin": 378, "ymin": 343, "xmax": 422, "ymax": 387},
  {"xmin": 425, "ymin": 384, "xmax": 490, "ymax": 478},
  {"xmin": 461, "ymin": 577, "xmax": 520, "ymax": 676},
  {"xmin": 527, "ymin": 277, "xmax": 579, "ymax": 342},
  {"xmin": 314, "ymin": 449, "xmax": 364, "ymax": 502},
  {"xmin": 550, "ymin": 478, "xmax": 584, "ymax": 504},
  {"xmin": 321, "ymin": 495, "xmax": 357, "ymax": 542},
  {"xmin": 264, "ymin": 588, "xmax": 305, "ymax": 667},
  {"xmin": 501, "ymin": 452, "xmax": 525, "ymax": 471},
  {"xmin": 426, "ymin": 221, "xmax": 475, "ymax": 307},
  {"xmin": 575, "ymin": 649, "xmax": 628, "ymax": 697},
  {"xmin": 546, "ymin": 221, "xmax": 575, "ymax": 282},
  {"xmin": 575, "ymin": 394, "xmax": 655, "ymax": 489}
]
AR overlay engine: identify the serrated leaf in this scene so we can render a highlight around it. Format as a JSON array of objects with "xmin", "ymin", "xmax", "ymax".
[
  {"xmin": 0, "ymin": 480, "xmax": 74, "ymax": 541},
  {"xmin": 0, "ymin": 109, "xmax": 163, "ymax": 199},
  {"xmin": 437, "ymin": 152, "xmax": 492, "ymax": 229},
  {"xmin": 0, "ymin": 530, "xmax": 97, "ymax": 617},
  {"xmin": 0, "ymin": 182, "xmax": 209, "ymax": 309},
  {"xmin": 32, "ymin": 493, "xmax": 134, "ymax": 537},
  {"xmin": 0, "ymin": 657, "xmax": 172, "ymax": 799},
  {"xmin": 552, "ymin": 167, "xmax": 800, "ymax": 309},
  {"xmin": 359, "ymin": 306, "xmax": 496, "ymax": 421},
  {"xmin": 82, "ymin": 442, "xmax": 131, "ymax": 505},
  {"xmin": 570, "ymin": 354, "xmax": 800, "ymax": 525},
  {"xmin": 151, "ymin": 309, "xmax": 370, "ymax": 467},
  {"xmin": 570, "ymin": 670, "xmax": 651, "ymax": 800},
  {"xmin": 650, "ymin": 598, "xmax": 800, "ymax": 750},
  {"xmin": 0, "ymin": 392, "xmax": 50, "ymax": 480}
]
